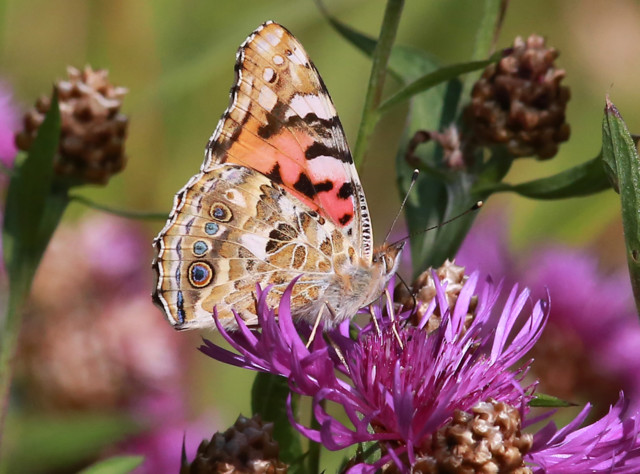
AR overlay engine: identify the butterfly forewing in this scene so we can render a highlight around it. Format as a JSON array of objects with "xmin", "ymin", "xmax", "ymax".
[{"xmin": 203, "ymin": 21, "xmax": 372, "ymax": 259}]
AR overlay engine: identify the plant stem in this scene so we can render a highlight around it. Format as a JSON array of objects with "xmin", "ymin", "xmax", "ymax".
[
  {"xmin": 0, "ymin": 278, "xmax": 29, "ymax": 448},
  {"xmin": 352, "ymin": 0, "xmax": 405, "ymax": 170},
  {"xmin": 70, "ymin": 194, "xmax": 168, "ymax": 221},
  {"xmin": 307, "ymin": 399, "xmax": 324, "ymax": 474}
]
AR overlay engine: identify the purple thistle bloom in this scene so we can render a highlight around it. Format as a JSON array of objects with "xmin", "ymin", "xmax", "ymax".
[
  {"xmin": 458, "ymin": 212, "xmax": 640, "ymax": 413},
  {"xmin": 200, "ymin": 273, "xmax": 640, "ymax": 472},
  {"xmin": 527, "ymin": 395, "xmax": 640, "ymax": 473}
]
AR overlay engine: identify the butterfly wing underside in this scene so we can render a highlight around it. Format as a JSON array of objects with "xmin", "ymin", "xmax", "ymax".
[
  {"xmin": 153, "ymin": 21, "xmax": 371, "ymax": 329},
  {"xmin": 154, "ymin": 164, "xmax": 350, "ymax": 329},
  {"xmin": 204, "ymin": 21, "xmax": 372, "ymax": 257}
]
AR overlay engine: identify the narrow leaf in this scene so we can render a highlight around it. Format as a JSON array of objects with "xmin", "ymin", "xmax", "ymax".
[
  {"xmin": 251, "ymin": 372, "xmax": 303, "ymax": 468},
  {"xmin": 0, "ymin": 91, "xmax": 65, "ymax": 435},
  {"xmin": 315, "ymin": 1, "xmax": 376, "ymax": 57},
  {"xmin": 78, "ymin": 456, "xmax": 144, "ymax": 474},
  {"xmin": 460, "ymin": 0, "xmax": 508, "ymax": 109},
  {"xmin": 379, "ymin": 52, "xmax": 502, "ymax": 113},
  {"xmin": 602, "ymin": 97, "xmax": 640, "ymax": 316},
  {"xmin": 317, "ymin": 5, "xmax": 442, "ymax": 82},
  {"xmin": 529, "ymin": 393, "xmax": 575, "ymax": 408},
  {"xmin": 3, "ymin": 90, "xmax": 62, "ymax": 298},
  {"xmin": 473, "ymin": 153, "xmax": 611, "ymax": 199},
  {"xmin": 473, "ymin": 0, "xmax": 507, "ymax": 59}
]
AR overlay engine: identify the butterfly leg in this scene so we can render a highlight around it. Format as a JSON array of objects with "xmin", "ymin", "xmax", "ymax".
[
  {"xmin": 385, "ymin": 288, "xmax": 404, "ymax": 349},
  {"xmin": 368, "ymin": 306, "xmax": 382, "ymax": 335},
  {"xmin": 306, "ymin": 304, "xmax": 325, "ymax": 349}
]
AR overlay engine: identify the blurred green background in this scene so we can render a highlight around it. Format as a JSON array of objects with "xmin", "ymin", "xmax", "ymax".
[{"xmin": 1, "ymin": 0, "xmax": 639, "ymax": 471}]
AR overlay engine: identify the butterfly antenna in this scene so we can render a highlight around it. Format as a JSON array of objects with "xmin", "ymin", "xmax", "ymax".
[
  {"xmin": 390, "ymin": 201, "xmax": 484, "ymax": 247},
  {"xmin": 383, "ymin": 169, "xmax": 420, "ymax": 245}
]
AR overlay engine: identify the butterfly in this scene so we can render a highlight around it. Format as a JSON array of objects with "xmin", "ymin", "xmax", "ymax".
[{"xmin": 153, "ymin": 21, "xmax": 404, "ymax": 330}]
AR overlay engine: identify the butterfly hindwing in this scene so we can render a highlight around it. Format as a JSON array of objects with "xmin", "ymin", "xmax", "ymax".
[
  {"xmin": 153, "ymin": 163, "xmax": 357, "ymax": 330},
  {"xmin": 204, "ymin": 21, "xmax": 373, "ymax": 261}
]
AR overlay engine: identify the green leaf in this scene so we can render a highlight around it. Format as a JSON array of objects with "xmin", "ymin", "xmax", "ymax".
[
  {"xmin": 315, "ymin": 2, "xmax": 376, "ymax": 57},
  {"xmin": 318, "ymin": 5, "xmax": 484, "ymax": 94},
  {"xmin": 460, "ymin": 0, "xmax": 507, "ymax": 108},
  {"xmin": 473, "ymin": 153, "xmax": 612, "ymax": 199},
  {"xmin": 351, "ymin": 0, "xmax": 405, "ymax": 168},
  {"xmin": 0, "ymin": 92, "xmax": 68, "ymax": 433},
  {"xmin": 529, "ymin": 393, "xmax": 575, "ymax": 408},
  {"xmin": 78, "ymin": 456, "xmax": 144, "ymax": 474},
  {"xmin": 251, "ymin": 372, "xmax": 303, "ymax": 470},
  {"xmin": 2, "ymin": 412, "xmax": 140, "ymax": 474},
  {"xmin": 391, "ymin": 49, "xmax": 474, "ymax": 273},
  {"xmin": 602, "ymin": 98, "xmax": 640, "ymax": 316},
  {"xmin": 3, "ymin": 90, "xmax": 63, "ymax": 301},
  {"xmin": 378, "ymin": 52, "xmax": 502, "ymax": 113}
]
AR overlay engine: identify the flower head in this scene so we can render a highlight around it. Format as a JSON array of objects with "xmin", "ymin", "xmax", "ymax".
[
  {"xmin": 528, "ymin": 395, "xmax": 640, "ymax": 473},
  {"xmin": 458, "ymin": 212, "xmax": 640, "ymax": 413},
  {"xmin": 202, "ymin": 271, "xmax": 558, "ymax": 471},
  {"xmin": 15, "ymin": 66, "xmax": 128, "ymax": 185},
  {"xmin": 464, "ymin": 34, "xmax": 571, "ymax": 159}
]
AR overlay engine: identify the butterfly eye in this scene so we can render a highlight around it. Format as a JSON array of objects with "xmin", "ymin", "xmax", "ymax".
[{"xmin": 372, "ymin": 255, "xmax": 379, "ymax": 263}]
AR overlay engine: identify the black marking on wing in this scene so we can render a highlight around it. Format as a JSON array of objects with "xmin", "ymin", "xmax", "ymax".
[
  {"xmin": 305, "ymin": 142, "xmax": 343, "ymax": 161},
  {"xmin": 293, "ymin": 173, "xmax": 316, "ymax": 198},
  {"xmin": 314, "ymin": 180, "xmax": 334, "ymax": 193},
  {"xmin": 337, "ymin": 181, "xmax": 354, "ymax": 200},
  {"xmin": 176, "ymin": 290, "xmax": 186, "ymax": 324},
  {"xmin": 266, "ymin": 223, "xmax": 298, "ymax": 252},
  {"xmin": 339, "ymin": 213, "xmax": 353, "ymax": 225},
  {"xmin": 265, "ymin": 162, "xmax": 284, "ymax": 185}
]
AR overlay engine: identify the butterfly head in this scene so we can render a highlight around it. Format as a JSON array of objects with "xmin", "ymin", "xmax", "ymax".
[{"xmin": 371, "ymin": 241, "xmax": 405, "ymax": 281}]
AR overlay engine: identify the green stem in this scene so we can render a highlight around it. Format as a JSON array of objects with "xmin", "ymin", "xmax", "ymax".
[
  {"xmin": 352, "ymin": 0, "xmax": 405, "ymax": 169},
  {"xmin": 0, "ymin": 162, "xmax": 13, "ymax": 177},
  {"xmin": 0, "ymin": 190, "xmax": 69, "ymax": 448},
  {"xmin": 70, "ymin": 195, "xmax": 168, "ymax": 221},
  {"xmin": 0, "ymin": 277, "xmax": 30, "ymax": 447},
  {"xmin": 307, "ymin": 399, "xmax": 323, "ymax": 474}
]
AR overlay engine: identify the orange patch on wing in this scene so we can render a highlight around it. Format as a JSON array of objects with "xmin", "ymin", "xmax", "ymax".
[{"xmin": 224, "ymin": 127, "xmax": 355, "ymax": 228}]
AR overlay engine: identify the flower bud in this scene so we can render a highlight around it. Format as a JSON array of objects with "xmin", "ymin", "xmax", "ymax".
[
  {"xmin": 464, "ymin": 35, "xmax": 570, "ymax": 159},
  {"xmin": 15, "ymin": 66, "xmax": 128, "ymax": 184}
]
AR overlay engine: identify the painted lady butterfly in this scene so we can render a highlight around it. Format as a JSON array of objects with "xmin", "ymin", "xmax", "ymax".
[{"xmin": 153, "ymin": 21, "xmax": 404, "ymax": 330}]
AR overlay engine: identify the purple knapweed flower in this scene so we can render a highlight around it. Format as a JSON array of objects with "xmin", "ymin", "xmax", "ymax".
[
  {"xmin": 201, "ymin": 270, "xmax": 640, "ymax": 472},
  {"xmin": 527, "ymin": 395, "xmax": 640, "ymax": 473},
  {"xmin": 458, "ymin": 211, "xmax": 640, "ymax": 413}
]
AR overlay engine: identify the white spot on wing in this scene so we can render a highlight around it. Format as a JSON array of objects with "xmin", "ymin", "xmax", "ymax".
[
  {"xmin": 265, "ymin": 32, "xmax": 282, "ymax": 46},
  {"xmin": 224, "ymin": 191, "xmax": 246, "ymax": 207},
  {"xmin": 273, "ymin": 55, "xmax": 284, "ymax": 65},
  {"xmin": 263, "ymin": 68, "xmax": 275, "ymax": 82},
  {"xmin": 305, "ymin": 155, "xmax": 349, "ymax": 182},
  {"xmin": 258, "ymin": 85, "xmax": 278, "ymax": 111},
  {"xmin": 285, "ymin": 94, "xmax": 336, "ymax": 120},
  {"xmin": 240, "ymin": 234, "xmax": 268, "ymax": 260}
]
